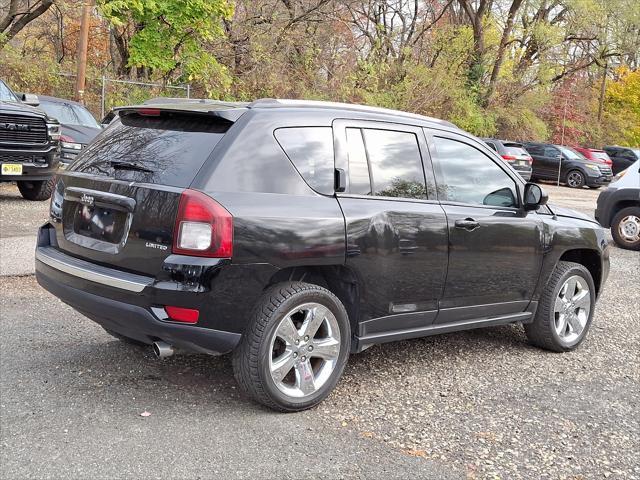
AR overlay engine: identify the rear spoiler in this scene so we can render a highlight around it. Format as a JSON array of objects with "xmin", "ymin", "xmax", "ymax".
[{"xmin": 114, "ymin": 102, "xmax": 248, "ymax": 123}]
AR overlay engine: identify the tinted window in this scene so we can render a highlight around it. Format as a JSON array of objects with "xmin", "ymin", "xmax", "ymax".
[
  {"xmin": 0, "ymin": 81, "xmax": 18, "ymax": 102},
  {"xmin": 345, "ymin": 128, "xmax": 371, "ymax": 195},
  {"xmin": 70, "ymin": 112, "xmax": 229, "ymax": 188},
  {"xmin": 39, "ymin": 101, "xmax": 100, "ymax": 127},
  {"xmin": 558, "ymin": 146, "xmax": 584, "ymax": 160},
  {"xmin": 362, "ymin": 129, "xmax": 426, "ymax": 199},
  {"xmin": 544, "ymin": 146, "xmax": 559, "ymax": 157},
  {"xmin": 433, "ymin": 136, "xmax": 518, "ymax": 208},
  {"xmin": 485, "ymin": 141, "xmax": 498, "ymax": 152},
  {"xmin": 275, "ymin": 127, "xmax": 334, "ymax": 194},
  {"xmin": 504, "ymin": 146, "xmax": 528, "ymax": 156},
  {"xmin": 525, "ymin": 144, "xmax": 542, "ymax": 155}
]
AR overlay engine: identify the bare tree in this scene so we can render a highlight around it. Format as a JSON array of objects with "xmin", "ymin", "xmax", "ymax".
[{"xmin": 0, "ymin": 0, "xmax": 55, "ymax": 48}]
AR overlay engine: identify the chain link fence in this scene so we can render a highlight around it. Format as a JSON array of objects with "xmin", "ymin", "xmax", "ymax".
[{"xmin": 57, "ymin": 74, "xmax": 190, "ymax": 120}]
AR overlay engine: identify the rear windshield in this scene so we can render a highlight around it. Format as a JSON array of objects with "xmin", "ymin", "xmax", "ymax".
[
  {"xmin": 504, "ymin": 146, "xmax": 528, "ymax": 156},
  {"xmin": 69, "ymin": 111, "xmax": 230, "ymax": 187}
]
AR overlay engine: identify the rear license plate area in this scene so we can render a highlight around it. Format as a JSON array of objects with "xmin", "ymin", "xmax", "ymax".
[
  {"xmin": 72, "ymin": 204, "xmax": 127, "ymax": 244},
  {"xmin": 61, "ymin": 187, "xmax": 136, "ymax": 254}
]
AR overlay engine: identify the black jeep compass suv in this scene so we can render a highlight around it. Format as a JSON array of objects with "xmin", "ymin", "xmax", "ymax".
[{"xmin": 35, "ymin": 99, "xmax": 610, "ymax": 411}]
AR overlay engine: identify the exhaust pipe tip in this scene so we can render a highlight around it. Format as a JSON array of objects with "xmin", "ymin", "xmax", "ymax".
[{"xmin": 153, "ymin": 341, "xmax": 174, "ymax": 358}]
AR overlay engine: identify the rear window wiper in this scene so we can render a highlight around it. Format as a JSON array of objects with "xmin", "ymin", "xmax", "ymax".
[{"xmin": 110, "ymin": 160, "xmax": 155, "ymax": 173}]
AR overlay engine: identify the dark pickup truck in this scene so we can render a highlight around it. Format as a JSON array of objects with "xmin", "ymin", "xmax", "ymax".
[{"xmin": 0, "ymin": 80, "xmax": 61, "ymax": 200}]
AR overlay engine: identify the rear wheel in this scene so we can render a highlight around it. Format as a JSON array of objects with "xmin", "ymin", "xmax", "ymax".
[
  {"xmin": 611, "ymin": 206, "xmax": 640, "ymax": 250},
  {"xmin": 17, "ymin": 179, "xmax": 54, "ymax": 201},
  {"xmin": 565, "ymin": 170, "xmax": 586, "ymax": 188},
  {"xmin": 525, "ymin": 261, "xmax": 595, "ymax": 352},
  {"xmin": 233, "ymin": 282, "xmax": 350, "ymax": 412}
]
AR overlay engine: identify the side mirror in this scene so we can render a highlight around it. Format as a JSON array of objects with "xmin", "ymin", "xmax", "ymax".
[
  {"xmin": 18, "ymin": 93, "xmax": 40, "ymax": 106},
  {"xmin": 523, "ymin": 183, "xmax": 548, "ymax": 211}
]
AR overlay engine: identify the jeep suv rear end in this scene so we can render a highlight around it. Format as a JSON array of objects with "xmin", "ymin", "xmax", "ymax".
[{"xmin": 36, "ymin": 100, "xmax": 609, "ymax": 412}]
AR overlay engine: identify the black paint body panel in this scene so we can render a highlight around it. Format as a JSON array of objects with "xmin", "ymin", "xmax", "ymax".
[{"xmin": 35, "ymin": 102, "xmax": 610, "ymax": 355}]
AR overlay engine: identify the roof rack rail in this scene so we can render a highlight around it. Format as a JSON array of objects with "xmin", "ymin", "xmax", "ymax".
[{"xmin": 247, "ymin": 98, "xmax": 457, "ymax": 128}]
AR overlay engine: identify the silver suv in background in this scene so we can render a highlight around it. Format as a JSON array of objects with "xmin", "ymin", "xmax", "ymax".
[{"xmin": 481, "ymin": 138, "xmax": 533, "ymax": 181}]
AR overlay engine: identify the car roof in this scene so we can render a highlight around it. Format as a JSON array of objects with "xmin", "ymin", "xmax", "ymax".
[
  {"xmin": 38, "ymin": 95, "xmax": 88, "ymax": 108},
  {"xmin": 118, "ymin": 98, "xmax": 458, "ymax": 129}
]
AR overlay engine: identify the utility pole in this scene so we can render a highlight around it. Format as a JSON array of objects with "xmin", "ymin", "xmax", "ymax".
[
  {"xmin": 597, "ymin": 62, "xmax": 608, "ymax": 123},
  {"xmin": 75, "ymin": 1, "xmax": 92, "ymax": 103}
]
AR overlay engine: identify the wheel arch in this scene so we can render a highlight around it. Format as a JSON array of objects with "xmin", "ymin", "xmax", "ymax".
[
  {"xmin": 610, "ymin": 199, "xmax": 640, "ymax": 224},
  {"xmin": 558, "ymin": 249, "xmax": 603, "ymax": 297},
  {"xmin": 265, "ymin": 265, "xmax": 361, "ymax": 333}
]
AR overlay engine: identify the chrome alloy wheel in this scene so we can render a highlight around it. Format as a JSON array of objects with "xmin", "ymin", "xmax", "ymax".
[
  {"xmin": 269, "ymin": 303, "xmax": 341, "ymax": 398},
  {"xmin": 554, "ymin": 275, "xmax": 591, "ymax": 343},
  {"xmin": 567, "ymin": 171, "xmax": 584, "ymax": 187},
  {"xmin": 618, "ymin": 215, "xmax": 640, "ymax": 243}
]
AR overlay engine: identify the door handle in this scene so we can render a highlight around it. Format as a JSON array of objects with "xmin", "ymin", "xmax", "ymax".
[{"xmin": 454, "ymin": 218, "xmax": 480, "ymax": 231}]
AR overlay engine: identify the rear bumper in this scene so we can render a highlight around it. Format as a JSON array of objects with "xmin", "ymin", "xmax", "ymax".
[{"xmin": 34, "ymin": 225, "xmax": 242, "ymax": 355}]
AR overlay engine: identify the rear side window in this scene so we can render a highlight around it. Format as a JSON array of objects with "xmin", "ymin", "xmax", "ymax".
[
  {"xmin": 485, "ymin": 141, "xmax": 498, "ymax": 152},
  {"xmin": 71, "ymin": 111, "xmax": 230, "ymax": 188},
  {"xmin": 344, "ymin": 127, "xmax": 426, "ymax": 199},
  {"xmin": 274, "ymin": 127, "xmax": 334, "ymax": 195}
]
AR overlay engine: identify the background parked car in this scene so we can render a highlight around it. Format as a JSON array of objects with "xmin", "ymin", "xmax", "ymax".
[
  {"xmin": 36, "ymin": 96, "xmax": 102, "ymax": 166},
  {"xmin": 603, "ymin": 146, "xmax": 640, "ymax": 175},
  {"xmin": 0, "ymin": 80, "xmax": 61, "ymax": 200},
  {"xmin": 573, "ymin": 147, "xmax": 613, "ymax": 167},
  {"xmin": 524, "ymin": 142, "xmax": 612, "ymax": 188},
  {"xmin": 595, "ymin": 159, "xmax": 640, "ymax": 250},
  {"xmin": 481, "ymin": 138, "xmax": 533, "ymax": 181}
]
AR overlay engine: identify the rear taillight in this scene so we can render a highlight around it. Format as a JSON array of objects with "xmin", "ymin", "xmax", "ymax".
[
  {"xmin": 172, "ymin": 189, "xmax": 233, "ymax": 258},
  {"xmin": 501, "ymin": 154, "xmax": 517, "ymax": 162},
  {"xmin": 526, "ymin": 156, "xmax": 533, "ymax": 165}
]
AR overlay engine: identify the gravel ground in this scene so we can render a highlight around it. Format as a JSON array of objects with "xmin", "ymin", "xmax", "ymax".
[
  {"xmin": 0, "ymin": 182, "xmax": 49, "ymax": 276},
  {"xmin": 1, "ymin": 180, "xmax": 638, "ymax": 479}
]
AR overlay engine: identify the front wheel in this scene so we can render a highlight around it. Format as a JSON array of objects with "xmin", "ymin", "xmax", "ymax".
[
  {"xmin": 565, "ymin": 170, "xmax": 586, "ymax": 188},
  {"xmin": 525, "ymin": 261, "xmax": 595, "ymax": 352},
  {"xmin": 233, "ymin": 282, "xmax": 350, "ymax": 412},
  {"xmin": 17, "ymin": 179, "xmax": 54, "ymax": 201},
  {"xmin": 611, "ymin": 206, "xmax": 640, "ymax": 250}
]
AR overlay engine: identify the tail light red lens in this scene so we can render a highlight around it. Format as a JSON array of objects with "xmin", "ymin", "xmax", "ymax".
[
  {"xmin": 172, "ymin": 189, "xmax": 233, "ymax": 258},
  {"xmin": 501, "ymin": 154, "xmax": 517, "ymax": 162},
  {"xmin": 164, "ymin": 306, "xmax": 199, "ymax": 324}
]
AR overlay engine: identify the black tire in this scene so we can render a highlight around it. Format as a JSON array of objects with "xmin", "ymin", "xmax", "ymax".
[
  {"xmin": 17, "ymin": 178, "xmax": 54, "ymax": 201},
  {"xmin": 525, "ymin": 261, "xmax": 596, "ymax": 352},
  {"xmin": 103, "ymin": 328, "xmax": 148, "ymax": 347},
  {"xmin": 587, "ymin": 185, "xmax": 601, "ymax": 189},
  {"xmin": 611, "ymin": 206, "xmax": 640, "ymax": 251},
  {"xmin": 232, "ymin": 281, "xmax": 350, "ymax": 412},
  {"xmin": 565, "ymin": 170, "xmax": 586, "ymax": 188}
]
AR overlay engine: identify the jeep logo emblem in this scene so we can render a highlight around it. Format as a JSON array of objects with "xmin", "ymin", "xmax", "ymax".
[
  {"xmin": 80, "ymin": 193, "xmax": 95, "ymax": 206},
  {"xmin": 0, "ymin": 122, "xmax": 31, "ymax": 132}
]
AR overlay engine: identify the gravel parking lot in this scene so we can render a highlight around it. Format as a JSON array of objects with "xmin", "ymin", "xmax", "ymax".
[{"xmin": 1, "ymin": 180, "xmax": 638, "ymax": 479}]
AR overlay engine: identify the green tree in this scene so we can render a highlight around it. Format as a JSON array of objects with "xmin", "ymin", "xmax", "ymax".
[{"xmin": 98, "ymin": 0, "xmax": 234, "ymax": 93}]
